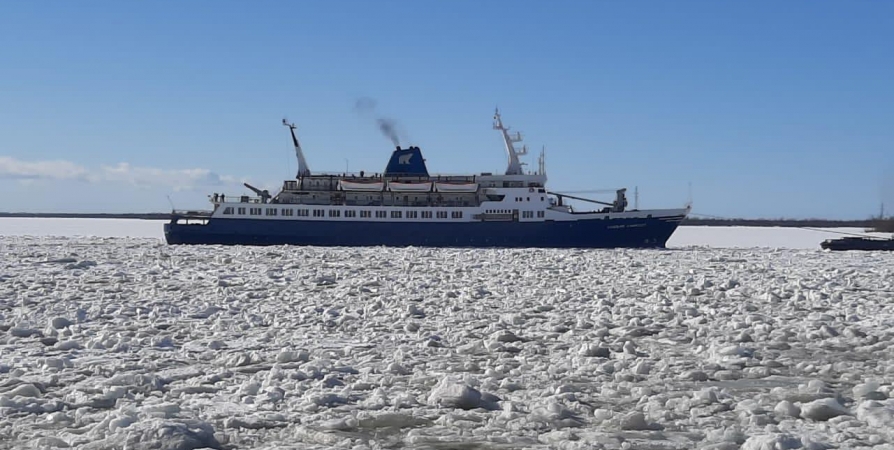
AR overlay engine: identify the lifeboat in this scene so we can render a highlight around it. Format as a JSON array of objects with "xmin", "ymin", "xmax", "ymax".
[
  {"xmin": 434, "ymin": 182, "xmax": 478, "ymax": 193},
  {"xmin": 387, "ymin": 181, "xmax": 432, "ymax": 192},
  {"xmin": 339, "ymin": 180, "xmax": 384, "ymax": 191}
]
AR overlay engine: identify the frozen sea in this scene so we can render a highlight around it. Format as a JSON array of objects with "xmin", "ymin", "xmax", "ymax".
[{"xmin": 2, "ymin": 218, "xmax": 894, "ymax": 450}]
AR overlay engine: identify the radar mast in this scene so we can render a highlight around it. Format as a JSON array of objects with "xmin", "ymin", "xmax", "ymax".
[{"xmin": 493, "ymin": 109, "xmax": 528, "ymax": 175}]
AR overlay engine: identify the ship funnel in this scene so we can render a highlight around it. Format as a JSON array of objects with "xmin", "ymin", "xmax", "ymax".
[{"xmin": 383, "ymin": 146, "xmax": 429, "ymax": 177}]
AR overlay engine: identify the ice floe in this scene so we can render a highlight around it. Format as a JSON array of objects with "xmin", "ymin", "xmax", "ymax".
[{"xmin": 1, "ymin": 233, "xmax": 894, "ymax": 448}]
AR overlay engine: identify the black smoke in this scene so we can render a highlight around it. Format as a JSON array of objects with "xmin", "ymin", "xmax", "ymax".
[{"xmin": 354, "ymin": 97, "xmax": 402, "ymax": 147}]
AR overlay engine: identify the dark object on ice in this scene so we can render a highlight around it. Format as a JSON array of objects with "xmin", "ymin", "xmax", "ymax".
[{"xmin": 820, "ymin": 236, "xmax": 894, "ymax": 251}]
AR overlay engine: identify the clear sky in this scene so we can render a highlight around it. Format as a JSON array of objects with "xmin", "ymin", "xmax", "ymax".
[{"xmin": 1, "ymin": 1, "xmax": 892, "ymax": 219}]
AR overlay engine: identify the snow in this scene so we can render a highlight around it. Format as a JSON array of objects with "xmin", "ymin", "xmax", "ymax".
[
  {"xmin": 0, "ymin": 218, "xmax": 163, "ymax": 239},
  {"xmin": 1, "ymin": 219, "xmax": 894, "ymax": 449},
  {"xmin": 667, "ymin": 225, "xmax": 891, "ymax": 249}
]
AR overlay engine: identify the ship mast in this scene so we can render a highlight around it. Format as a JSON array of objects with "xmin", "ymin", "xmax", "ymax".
[
  {"xmin": 493, "ymin": 108, "xmax": 528, "ymax": 175},
  {"xmin": 283, "ymin": 119, "xmax": 310, "ymax": 178}
]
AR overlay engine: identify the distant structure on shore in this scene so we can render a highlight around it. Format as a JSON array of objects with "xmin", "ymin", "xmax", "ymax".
[{"xmin": 870, "ymin": 203, "xmax": 893, "ymax": 232}]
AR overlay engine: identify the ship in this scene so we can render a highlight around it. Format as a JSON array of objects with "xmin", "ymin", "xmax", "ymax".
[
  {"xmin": 820, "ymin": 236, "xmax": 894, "ymax": 251},
  {"xmin": 164, "ymin": 110, "xmax": 691, "ymax": 248},
  {"xmin": 820, "ymin": 207, "xmax": 894, "ymax": 251}
]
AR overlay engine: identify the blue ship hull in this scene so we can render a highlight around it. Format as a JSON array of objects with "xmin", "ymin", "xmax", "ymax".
[{"xmin": 164, "ymin": 215, "xmax": 686, "ymax": 248}]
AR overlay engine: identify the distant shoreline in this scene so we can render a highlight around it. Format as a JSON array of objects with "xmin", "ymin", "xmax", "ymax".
[
  {"xmin": 0, "ymin": 213, "xmax": 173, "ymax": 220},
  {"xmin": 0, "ymin": 212, "xmax": 886, "ymax": 229}
]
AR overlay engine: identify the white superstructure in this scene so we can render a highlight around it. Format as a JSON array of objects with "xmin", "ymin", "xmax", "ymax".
[{"xmin": 192, "ymin": 112, "xmax": 688, "ymax": 228}]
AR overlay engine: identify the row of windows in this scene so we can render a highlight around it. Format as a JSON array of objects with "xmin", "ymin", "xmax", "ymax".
[
  {"xmin": 222, "ymin": 207, "xmax": 468, "ymax": 219},
  {"xmin": 483, "ymin": 209, "xmax": 543, "ymax": 219},
  {"xmin": 513, "ymin": 196, "xmax": 545, "ymax": 202}
]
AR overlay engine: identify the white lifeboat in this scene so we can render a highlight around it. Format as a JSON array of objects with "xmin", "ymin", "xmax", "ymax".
[
  {"xmin": 434, "ymin": 182, "xmax": 478, "ymax": 193},
  {"xmin": 387, "ymin": 181, "xmax": 432, "ymax": 192},
  {"xmin": 339, "ymin": 180, "xmax": 384, "ymax": 191}
]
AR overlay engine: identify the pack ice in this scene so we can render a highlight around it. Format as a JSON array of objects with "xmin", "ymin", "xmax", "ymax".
[{"xmin": 2, "ymin": 235, "xmax": 894, "ymax": 449}]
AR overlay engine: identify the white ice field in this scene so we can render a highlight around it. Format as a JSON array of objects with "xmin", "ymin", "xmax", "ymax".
[{"xmin": 1, "ymin": 219, "xmax": 894, "ymax": 450}]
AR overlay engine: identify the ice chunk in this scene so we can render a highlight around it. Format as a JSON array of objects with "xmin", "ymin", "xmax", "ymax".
[
  {"xmin": 741, "ymin": 434, "xmax": 802, "ymax": 450},
  {"xmin": 54, "ymin": 339, "xmax": 82, "ymax": 351},
  {"xmin": 406, "ymin": 304, "xmax": 425, "ymax": 318},
  {"xmin": 7, "ymin": 383, "xmax": 42, "ymax": 398},
  {"xmin": 619, "ymin": 411, "xmax": 659, "ymax": 430},
  {"xmin": 100, "ymin": 419, "xmax": 220, "ymax": 450},
  {"xmin": 51, "ymin": 317, "xmax": 72, "ymax": 329},
  {"xmin": 275, "ymin": 349, "xmax": 309, "ymax": 363},
  {"xmin": 681, "ymin": 370, "xmax": 709, "ymax": 381},
  {"xmin": 427, "ymin": 377, "xmax": 486, "ymax": 410},
  {"xmin": 632, "ymin": 361, "xmax": 651, "ymax": 375},
  {"xmin": 9, "ymin": 327, "xmax": 39, "ymax": 338},
  {"xmin": 34, "ymin": 437, "xmax": 70, "ymax": 448},
  {"xmin": 529, "ymin": 401, "xmax": 584, "ymax": 428},
  {"xmin": 774, "ymin": 400, "xmax": 801, "ymax": 417},
  {"xmin": 386, "ymin": 362, "xmax": 410, "ymax": 375},
  {"xmin": 109, "ymin": 415, "xmax": 137, "ymax": 432},
  {"xmin": 854, "ymin": 381, "xmax": 886, "ymax": 400},
  {"xmin": 492, "ymin": 330, "xmax": 522, "ymax": 343},
  {"xmin": 578, "ymin": 343, "xmax": 610, "ymax": 358},
  {"xmin": 800, "ymin": 398, "xmax": 850, "ymax": 421}
]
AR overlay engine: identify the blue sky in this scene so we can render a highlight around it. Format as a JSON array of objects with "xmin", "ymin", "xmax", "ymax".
[{"xmin": 1, "ymin": 1, "xmax": 892, "ymax": 219}]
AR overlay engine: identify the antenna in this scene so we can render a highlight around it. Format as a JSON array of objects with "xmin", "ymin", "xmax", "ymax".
[
  {"xmin": 634, "ymin": 186, "xmax": 639, "ymax": 210},
  {"xmin": 166, "ymin": 195, "xmax": 175, "ymax": 212}
]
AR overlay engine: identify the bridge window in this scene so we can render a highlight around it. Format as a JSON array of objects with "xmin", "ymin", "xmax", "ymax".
[
  {"xmin": 422, "ymin": 211, "xmax": 432, "ymax": 219},
  {"xmin": 250, "ymin": 208, "xmax": 262, "ymax": 215},
  {"xmin": 328, "ymin": 210, "xmax": 340, "ymax": 217},
  {"xmin": 451, "ymin": 211, "xmax": 463, "ymax": 219},
  {"xmin": 281, "ymin": 208, "xmax": 294, "ymax": 216},
  {"xmin": 437, "ymin": 211, "xmax": 447, "ymax": 219},
  {"xmin": 537, "ymin": 211, "xmax": 545, "ymax": 218},
  {"xmin": 266, "ymin": 208, "xmax": 277, "ymax": 216},
  {"xmin": 407, "ymin": 211, "xmax": 418, "ymax": 219},
  {"xmin": 391, "ymin": 211, "xmax": 402, "ymax": 218},
  {"xmin": 222, "ymin": 207, "xmax": 234, "ymax": 215},
  {"xmin": 360, "ymin": 210, "xmax": 371, "ymax": 218},
  {"xmin": 345, "ymin": 210, "xmax": 356, "ymax": 218},
  {"xmin": 376, "ymin": 211, "xmax": 387, "ymax": 218}
]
